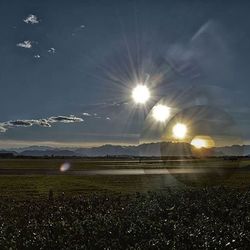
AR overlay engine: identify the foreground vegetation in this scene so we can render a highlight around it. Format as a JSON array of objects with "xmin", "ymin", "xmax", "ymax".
[
  {"xmin": 0, "ymin": 159, "xmax": 249, "ymax": 249},
  {"xmin": 0, "ymin": 187, "xmax": 249, "ymax": 249}
]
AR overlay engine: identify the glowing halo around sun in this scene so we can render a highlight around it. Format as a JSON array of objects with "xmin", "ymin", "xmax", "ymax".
[
  {"xmin": 132, "ymin": 85, "xmax": 150, "ymax": 104},
  {"xmin": 152, "ymin": 104, "xmax": 170, "ymax": 122},
  {"xmin": 172, "ymin": 123, "xmax": 187, "ymax": 139}
]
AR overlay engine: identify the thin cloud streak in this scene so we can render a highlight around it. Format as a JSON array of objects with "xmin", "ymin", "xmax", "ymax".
[
  {"xmin": 48, "ymin": 115, "xmax": 83, "ymax": 123},
  {"xmin": 0, "ymin": 115, "xmax": 84, "ymax": 133}
]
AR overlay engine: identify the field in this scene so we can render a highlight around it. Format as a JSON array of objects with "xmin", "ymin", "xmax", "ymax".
[
  {"xmin": 1, "ymin": 187, "xmax": 250, "ymax": 249},
  {"xmin": 0, "ymin": 158, "xmax": 249, "ymax": 199},
  {"xmin": 0, "ymin": 158, "xmax": 250, "ymax": 248}
]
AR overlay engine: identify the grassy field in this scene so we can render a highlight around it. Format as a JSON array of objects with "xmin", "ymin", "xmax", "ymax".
[
  {"xmin": 0, "ymin": 158, "xmax": 249, "ymax": 199},
  {"xmin": 0, "ymin": 157, "xmax": 249, "ymax": 169}
]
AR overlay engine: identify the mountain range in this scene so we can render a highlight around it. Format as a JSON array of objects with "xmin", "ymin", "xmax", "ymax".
[{"xmin": 0, "ymin": 142, "xmax": 249, "ymax": 157}]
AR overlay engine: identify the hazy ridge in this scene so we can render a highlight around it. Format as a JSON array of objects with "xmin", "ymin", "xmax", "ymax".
[{"xmin": 0, "ymin": 142, "xmax": 248, "ymax": 157}]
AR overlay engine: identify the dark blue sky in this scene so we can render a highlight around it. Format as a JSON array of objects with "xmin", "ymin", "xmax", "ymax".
[{"xmin": 0, "ymin": 0, "xmax": 250, "ymax": 148}]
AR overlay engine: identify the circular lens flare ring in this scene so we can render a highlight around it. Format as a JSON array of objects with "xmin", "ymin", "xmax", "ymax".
[
  {"xmin": 132, "ymin": 85, "xmax": 150, "ymax": 104},
  {"xmin": 152, "ymin": 104, "xmax": 170, "ymax": 122},
  {"xmin": 172, "ymin": 123, "xmax": 187, "ymax": 139}
]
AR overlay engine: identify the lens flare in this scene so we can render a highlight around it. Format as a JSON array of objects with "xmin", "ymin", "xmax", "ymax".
[
  {"xmin": 191, "ymin": 138, "xmax": 207, "ymax": 148},
  {"xmin": 172, "ymin": 123, "xmax": 187, "ymax": 139},
  {"xmin": 152, "ymin": 104, "xmax": 170, "ymax": 122},
  {"xmin": 60, "ymin": 162, "xmax": 71, "ymax": 172},
  {"xmin": 191, "ymin": 136, "xmax": 215, "ymax": 149},
  {"xmin": 132, "ymin": 85, "xmax": 150, "ymax": 104}
]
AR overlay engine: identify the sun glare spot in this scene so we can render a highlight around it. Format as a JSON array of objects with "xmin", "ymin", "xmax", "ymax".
[
  {"xmin": 191, "ymin": 138, "xmax": 207, "ymax": 149},
  {"xmin": 173, "ymin": 123, "xmax": 187, "ymax": 139},
  {"xmin": 132, "ymin": 85, "xmax": 150, "ymax": 104},
  {"xmin": 191, "ymin": 136, "xmax": 215, "ymax": 149},
  {"xmin": 152, "ymin": 104, "xmax": 170, "ymax": 122}
]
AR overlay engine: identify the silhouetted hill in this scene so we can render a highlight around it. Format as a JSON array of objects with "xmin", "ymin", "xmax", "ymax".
[
  {"xmin": 0, "ymin": 150, "xmax": 18, "ymax": 155},
  {"xmin": 0, "ymin": 150, "xmax": 18, "ymax": 158},
  {"xmin": 3, "ymin": 142, "xmax": 248, "ymax": 157},
  {"xmin": 21, "ymin": 150, "xmax": 77, "ymax": 157},
  {"xmin": 214, "ymin": 145, "xmax": 246, "ymax": 156},
  {"xmin": 75, "ymin": 145, "xmax": 137, "ymax": 156}
]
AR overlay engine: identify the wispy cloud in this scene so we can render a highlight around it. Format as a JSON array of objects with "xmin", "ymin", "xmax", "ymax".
[
  {"xmin": 0, "ymin": 126, "xmax": 7, "ymax": 133},
  {"xmin": 83, "ymin": 112, "xmax": 111, "ymax": 120},
  {"xmin": 48, "ymin": 48, "xmax": 56, "ymax": 54},
  {"xmin": 6, "ymin": 120, "xmax": 34, "ymax": 127},
  {"xmin": 83, "ymin": 112, "xmax": 91, "ymax": 116},
  {"xmin": 23, "ymin": 14, "xmax": 39, "ymax": 24},
  {"xmin": 36, "ymin": 119, "xmax": 51, "ymax": 127},
  {"xmin": 72, "ymin": 24, "xmax": 86, "ymax": 36},
  {"xmin": 0, "ymin": 115, "xmax": 83, "ymax": 133},
  {"xmin": 48, "ymin": 115, "xmax": 83, "ymax": 123},
  {"xmin": 4, "ymin": 119, "xmax": 52, "ymax": 128},
  {"xmin": 17, "ymin": 40, "xmax": 32, "ymax": 49},
  {"xmin": 0, "ymin": 99, "xmax": 129, "ymax": 134}
]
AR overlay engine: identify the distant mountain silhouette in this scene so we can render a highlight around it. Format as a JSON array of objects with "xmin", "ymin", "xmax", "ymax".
[
  {"xmin": 1, "ymin": 142, "xmax": 248, "ymax": 157},
  {"xmin": 0, "ymin": 149, "xmax": 18, "ymax": 155},
  {"xmin": 0, "ymin": 150, "xmax": 18, "ymax": 158},
  {"xmin": 214, "ymin": 145, "xmax": 246, "ymax": 156},
  {"xmin": 20, "ymin": 149, "xmax": 77, "ymax": 157}
]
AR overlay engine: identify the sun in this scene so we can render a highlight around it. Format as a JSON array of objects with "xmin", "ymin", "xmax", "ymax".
[
  {"xmin": 172, "ymin": 123, "xmax": 187, "ymax": 139},
  {"xmin": 132, "ymin": 85, "xmax": 150, "ymax": 104},
  {"xmin": 152, "ymin": 104, "xmax": 170, "ymax": 122}
]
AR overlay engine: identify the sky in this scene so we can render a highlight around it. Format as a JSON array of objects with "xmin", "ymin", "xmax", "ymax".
[{"xmin": 0, "ymin": 0, "xmax": 250, "ymax": 148}]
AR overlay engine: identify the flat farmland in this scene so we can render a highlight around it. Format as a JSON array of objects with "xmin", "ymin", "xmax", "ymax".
[{"xmin": 0, "ymin": 158, "xmax": 249, "ymax": 199}]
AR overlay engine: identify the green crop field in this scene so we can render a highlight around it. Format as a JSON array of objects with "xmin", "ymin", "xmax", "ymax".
[
  {"xmin": 0, "ymin": 158, "xmax": 249, "ymax": 199},
  {"xmin": 0, "ymin": 158, "xmax": 249, "ymax": 169}
]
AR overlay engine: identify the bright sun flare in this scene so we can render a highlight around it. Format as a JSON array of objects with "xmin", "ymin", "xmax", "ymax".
[
  {"xmin": 152, "ymin": 104, "xmax": 170, "ymax": 122},
  {"xmin": 172, "ymin": 123, "xmax": 187, "ymax": 139},
  {"xmin": 191, "ymin": 136, "xmax": 215, "ymax": 149},
  {"xmin": 191, "ymin": 138, "xmax": 207, "ymax": 149},
  {"xmin": 132, "ymin": 85, "xmax": 150, "ymax": 104}
]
